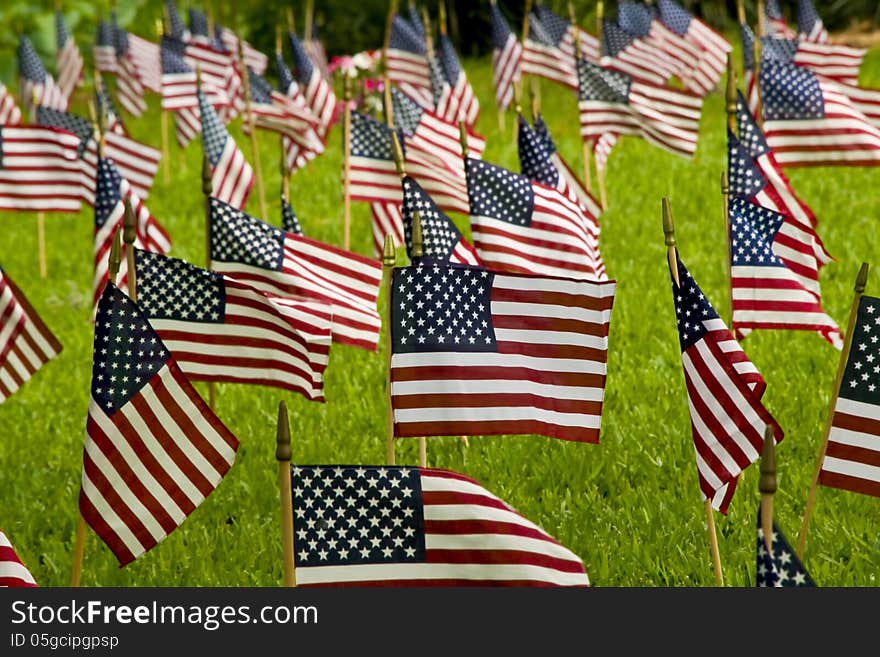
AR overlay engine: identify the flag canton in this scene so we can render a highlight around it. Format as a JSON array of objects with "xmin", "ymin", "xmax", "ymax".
[
  {"xmin": 727, "ymin": 133, "xmax": 766, "ymax": 198},
  {"xmin": 466, "ymin": 159, "xmax": 534, "ymax": 227},
  {"xmin": 838, "ymin": 294, "xmax": 880, "ymax": 405},
  {"xmin": 56, "ymin": 10, "xmax": 71, "ymax": 47},
  {"xmin": 275, "ymin": 51, "xmax": 294, "ymax": 93},
  {"xmin": 198, "ymin": 90, "xmax": 228, "ymax": 166},
  {"xmin": 533, "ymin": 115, "xmax": 557, "ymax": 156},
  {"xmin": 135, "ymin": 250, "xmax": 226, "ymax": 324},
  {"xmin": 673, "ymin": 257, "xmax": 719, "ymax": 352},
  {"xmin": 351, "ymin": 112, "xmax": 397, "ymax": 160},
  {"xmin": 406, "ymin": 7, "xmax": 425, "ymax": 38},
  {"xmin": 248, "ymin": 68, "xmax": 274, "ymax": 104},
  {"xmin": 518, "ymin": 117, "xmax": 559, "ymax": 188},
  {"xmin": 91, "ymin": 284, "xmax": 170, "ymax": 415},
  {"xmin": 489, "ymin": 3, "xmax": 513, "ymax": 51},
  {"xmin": 428, "ymin": 55, "xmax": 448, "ymax": 106},
  {"xmin": 761, "ymin": 36, "xmax": 797, "ymax": 64},
  {"xmin": 389, "ymin": 15, "xmax": 426, "ymax": 55},
  {"xmin": 766, "ymin": 0, "xmax": 785, "ymax": 20},
  {"xmin": 165, "ymin": 0, "xmax": 187, "ymax": 39},
  {"xmin": 735, "ymin": 93, "xmax": 770, "ymax": 157},
  {"xmin": 391, "ymin": 88, "xmax": 423, "ymax": 137},
  {"xmin": 161, "ymin": 38, "xmax": 190, "ymax": 74},
  {"xmin": 602, "ymin": 19, "xmax": 637, "ymax": 58},
  {"xmin": 797, "ymin": 0, "xmax": 821, "ymax": 34},
  {"xmin": 760, "ymin": 62, "xmax": 825, "ymax": 121},
  {"xmin": 402, "ymin": 176, "xmax": 463, "ymax": 261},
  {"xmin": 18, "ymin": 36, "xmax": 47, "ymax": 83},
  {"xmin": 288, "ymin": 33, "xmax": 315, "ymax": 85},
  {"xmin": 281, "ymin": 195, "xmax": 303, "ymax": 235},
  {"xmin": 618, "ymin": 1, "xmax": 656, "ymax": 38},
  {"xmin": 533, "ymin": 5, "xmax": 570, "ymax": 47},
  {"xmin": 657, "ymin": 0, "xmax": 693, "ymax": 37},
  {"xmin": 729, "ymin": 197, "xmax": 786, "ymax": 268},
  {"xmin": 36, "ymin": 106, "xmax": 93, "ymax": 158},
  {"xmin": 210, "ymin": 197, "xmax": 285, "ymax": 271},
  {"xmin": 756, "ymin": 515, "xmax": 815, "ymax": 587},
  {"xmin": 437, "ymin": 35, "xmax": 462, "ymax": 85},
  {"xmin": 291, "ymin": 465, "xmax": 426, "ymax": 567},
  {"xmin": 95, "ymin": 157, "xmax": 123, "ymax": 228},
  {"xmin": 578, "ymin": 59, "xmax": 631, "ymax": 104},
  {"xmin": 392, "ymin": 261, "xmax": 497, "ymax": 354},
  {"xmin": 189, "ymin": 8, "xmax": 210, "ymax": 37},
  {"xmin": 111, "ymin": 14, "xmax": 129, "ymax": 57},
  {"xmin": 96, "ymin": 20, "xmax": 114, "ymax": 48}
]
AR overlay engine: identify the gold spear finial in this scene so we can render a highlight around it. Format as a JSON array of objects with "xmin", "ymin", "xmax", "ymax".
[
  {"xmin": 411, "ymin": 210, "xmax": 424, "ymax": 258},
  {"xmin": 662, "ymin": 197, "xmax": 680, "ymax": 287}
]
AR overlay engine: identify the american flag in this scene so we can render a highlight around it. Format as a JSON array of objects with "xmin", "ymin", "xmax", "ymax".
[
  {"xmin": 281, "ymin": 194, "xmax": 304, "ymax": 235},
  {"xmin": 670, "ymin": 255, "xmax": 783, "ymax": 514},
  {"xmin": 199, "ymin": 89, "xmax": 254, "ymax": 211},
  {"xmin": 728, "ymin": 197, "xmax": 842, "ymax": 349},
  {"xmin": 0, "ymin": 263, "xmax": 62, "ymax": 404},
  {"xmin": 401, "ymin": 175, "xmax": 481, "ymax": 266},
  {"xmin": 243, "ymin": 66, "xmax": 321, "ymax": 150},
  {"xmin": 755, "ymin": 513, "xmax": 815, "ymax": 586},
  {"xmin": 593, "ymin": 132, "xmax": 618, "ymax": 173},
  {"xmin": 288, "ymin": 32, "xmax": 337, "ymax": 135},
  {"xmin": 655, "ymin": 0, "xmax": 731, "ymax": 98},
  {"xmin": 370, "ymin": 201, "xmax": 405, "ymax": 259},
  {"xmin": 126, "ymin": 32, "xmax": 162, "ymax": 95},
  {"xmin": 93, "ymin": 156, "xmax": 172, "ymax": 310},
  {"xmin": 385, "ymin": 14, "xmax": 433, "ymax": 110},
  {"xmin": 96, "ymin": 76, "xmax": 126, "ymax": 136},
  {"xmin": 765, "ymin": 0, "xmax": 797, "ymax": 40},
  {"xmin": 18, "ymin": 35, "xmax": 67, "ymax": 114},
  {"xmin": 0, "ymin": 530, "xmax": 37, "ymax": 587},
  {"xmin": 184, "ymin": 39, "xmax": 242, "ymax": 123},
  {"xmin": 55, "ymin": 10, "xmax": 83, "ymax": 102},
  {"xmin": 521, "ymin": 7, "xmax": 597, "ymax": 91},
  {"xmin": 219, "ymin": 26, "xmax": 268, "ymax": 75},
  {"xmin": 763, "ymin": 33, "xmax": 865, "ymax": 89},
  {"xmin": 275, "ymin": 50, "xmax": 324, "ymax": 174},
  {"xmin": 208, "ymin": 197, "xmax": 383, "ymax": 351},
  {"xmin": 290, "ymin": 464, "xmax": 591, "ymax": 586},
  {"xmin": 303, "ymin": 19, "xmax": 330, "ymax": 81},
  {"xmin": 489, "ymin": 1, "xmax": 522, "ymax": 112},
  {"xmin": 577, "ymin": 58, "xmax": 703, "ymax": 159},
  {"xmin": 819, "ymin": 294, "xmax": 880, "ymax": 498},
  {"xmin": 0, "ymin": 125, "xmax": 83, "ymax": 213},
  {"xmin": 0, "ymin": 83, "xmax": 22, "ymax": 125},
  {"xmin": 164, "ymin": 0, "xmax": 190, "ymax": 42},
  {"xmin": 110, "ymin": 15, "xmax": 148, "ymax": 118},
  {"xmin": 160, "ymin": 37, "xmax": 217, "ymax": 148},
  {"xmin": 518, "ymin": 114, "xmax": 604, "ymax": 276},
  {"xmin": 432, "ymin": 34, "xmax": 479, "ymax": 128},
  {"xmin": 759, "ymin": 61, "xmax": 880, "ymax": 167},
  {"xmin": 797, "ymin": 0, "xmax": 828, "ymax": 44},
  {"xmin": 94, "ymin": 20, "xmax": 119, "ymax": 74},
  {"xmin": 134, "ymin": 249, "xmax": 331, "ymax": 402},
  {"xmin": 36, "ymin": 105, "xmax": 161, "ymax": 204},
  {"xmin": 391, "ymin": 259, "xmax": 615, "ymax": 443},
  {"xmin": 80, "ymin": 282, "xmax": 240, "ymax": 567},
  {"xmin": 465, "ymin": 157, "xmax": 605, "ymax": 281},
  {"xmin": 599, "ymin": 18, "xmax": 676, "ymax": 87},
  {"xmin": 187, "ymin": 7, "xmax": 214, "ymax": 44}
]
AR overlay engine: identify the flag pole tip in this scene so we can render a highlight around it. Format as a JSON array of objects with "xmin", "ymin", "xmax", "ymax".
[
  {"xmin": 759, "ymin": 425, "xmax": 777, "ymax": 496},
  {"xmin": 383, "ymin": 235, "xmax": 396, "ymax": 267},
  {"xmin": 411, "ymin": 210, "xmax": 424, "ymax": 259},
  {"xmin": 122, "ymin": 198, "xmax": 136, "ymax": 246},
  {"xmin": 856, "ymin": 263, "xmax": 869, "ymax": 292},
  {"xmin": 275, "ymin": 401, "xmax": 291, "ymax": 462},
  {"xmin": 201, "ymin": 152, "xmax": 212, "ymax": 196},
  {"xmin": 662, "ymin": 197, "xmax": 675, "ymax": 246}
]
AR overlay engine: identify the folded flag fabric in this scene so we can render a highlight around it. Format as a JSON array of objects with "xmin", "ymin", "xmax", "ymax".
[
  {"xmin": 385, "ymin": 14, "xmax": 433, "ymax": 111},
  {"xmin": 765, "ymin": 0, "xmax": 797, "ymax": 40},
  {"xmin": 819, "ymin": 293, "xmax": 880, "ymax": 498},
  {"xmin": 93, "ymin": 20, "xmax": 119, "ymax": 74},
  {"xmin": 19, "ymin": 35, "xmax": 67, "ymax": 114},
  {"xmin": 80, "ymin": 282, "xmax": 239, "ymax": 567},
  {"xmin": 281, "ymin": 194, "xmax": 303, "ymax": 235},
  {"xmin": 275, "ymin": 50, "xmax": 324, "ymax": 174},
  {"xmin": 290, "ymin": 464, "xmax": 591, "ymax": 587},
  {"xmin": 219, "ymin": 26, "xmax": 268, "ymax": 75},
  {"xmin": 0, "ymin": 530, "xmax": 38, "ymax": 587},
  {"xmin": 55, "ymin": 9, "xmax": 84, "ymax": 102},
  {"xmin": 600, "ymin": 18, "xmax": 675, "ymax": 87},
  {"xmin": 109, "ymin": 14, "xmax": 147, "ymax": 118},
  {"xmin": 390, "ymin": 259, "xmax": 615, "ymax": 444},
  {"xmin": 755, "ymin": 513, "xmax": 815, "ymax": 586},
  {"xmin": 208, "ymin": 197, "xmax": 382, "ymax": 351},
  {"xmin": 0, "ymin": 263, "xmax": 62, "ymax": 404},
  {"xmin": 199, "ymin": 89, "xmax": 254, "ymax": 210},
  {"xmin": 521, "ymin": 4, "xmax": 598, "ymax": 91},
  {"xmin": 432, "ymin": 33, "xmax": 479, "ymax": 128},
  {"xmin": 242, "ymin": 66, "xmax": 321, "ymax": 152},
  {"xmin": 134, "ymin": 249, "xmax": 331, "ymax": 402},
  {"xmin": 669, "ymin": 255, "xmax": 783, "ymax": 514},
  {"xmin": 288, "ymin": 32, "xmax": 337, "ymax": 135},
  {"xmin": 797, "ymin": 0, "xmax": 829, "ymax": 44},
  {"xmin": 489, "ymin": 1, "xmax": 522, "ymax": 112}
]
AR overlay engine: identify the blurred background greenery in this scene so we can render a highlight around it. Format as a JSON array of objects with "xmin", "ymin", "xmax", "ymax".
[{"xmin": 3, "ymin": 2, "xmax": 880, "ymax": 91}]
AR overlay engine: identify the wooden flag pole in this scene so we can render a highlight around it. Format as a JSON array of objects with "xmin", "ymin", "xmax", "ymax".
[
  {"xmin": 759, "ymin": 424, "xmax": 777, "ymax": 553},
  {"xmin": 663, "ymin": 197, "xmax": 724, "ymax": 587},
  {"xmin": 280, "ymin": 142, "xmax": 290, "ymax": 204},
  {"xmin": 276, "ymin": 400, "xmax": 296, "ymax": 587},
  {"xmin": 304, "ymin": 0, "xmax": 315, "ymax": 42},
  {"xmin": 201, "ymin": 150, "xmax": 217, "ymax": 411},
  {"xmin": 342, "ymin": 75, "xmax": 353, "ymax": 251},
  {"xmin": 383, "ymin": 235, "xmax": 397, "ymax": 465},
  {"xmin": 122, "ymin": 198, "xmax": 138, "ymax": 302},
  {"xmin": 529, "ymin": 75, "xmax": 539, "ymax": 123},
  {"xmin": 721, "ymin": 170, "xmax": 733, "ymax": 329},
  {"xmin": 796, "ymin": 262, "xmax": 869, "ymax": 559},
  {"xmin": 238, "ymin": 40, "xmax": 267, "ymax": 220},
  {"xmin": 568, "ymin": 2, "xmax": 592, "ymax": 195}
]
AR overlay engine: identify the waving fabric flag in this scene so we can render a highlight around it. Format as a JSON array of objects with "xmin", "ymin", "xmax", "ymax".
[
  {"xmin": 208, "ymin": 198, "xmax": 382, "ymax": 351},
  {"xmin": 281, "ymin": 194, "xmax": 303, "ymax": 235},
  {"xmin": 600, "ymin": 18, "xmax": 675, "ymax": 87},
  {"xmin": 219, "ymin": 26, "xmax": 268, "ymax": 75},
  {"xmin": 94, "ymin": 20, "xmax": 119, "ymax": 74},
  {"xmin": 290, "ymin": 464, "xmax": 590, "ymax": 587},
  {"xmin": 55, "ymin": 10, "xmax": 84, "ymax": 102},
  {"xmin": 164, "ymin": 0, "xmax": 190, "ymax": 42},
  {"xmin": 489, "ymin": 2, "xmax": 522, "ymax": 112},
  {"xmin": 728, "ymin": 197, "xmax": 842, "ymax": 349},
  {"xmin": 670, "ymin": 256, "xmax": 783, "ymax": 514},
  {"xmin": 593, "ymin": 132, "xmax": 618, "ymax": 173},
  {"xmin": 385, "ymin": 14, "xmax": 433, "ymax": 110},
  {"xmin": 18, "ymin": 36, "xmax": 67, "ymax": 114},
  {"xmin": 275, "ymin": 50, "xmax": 324, "ymax": 174},
  {"xmin": 521, "ymin": 6, "xmax": 598, "ymax": 91},
  {"xmin": 110, "ymin": 15, "xmax": 147, "ymax": 118},
  {"xmin": 756, "ymin": 514, "xmax": 815, "ymax": 586},
  {"xmin": 0, "ymin": 530, "xmax": 38, "ymax": 587},
  {"xmin": 656, "ymin": 0, "xmax": 730, "ymax": 96},
  {"xmin": 433, "ymin": 34, "xmax": 479, "ymax": 127},
  {"xmin": 577, "ymin": 58, "xmax": 703, "ymax": 159},
  {"xmin": 0, "ymin": 83, "xmax": 22, "ymax": 125},
  {"xmin": 160, "ymin": 36, "xmax": 223, "ymax": 148},
  {"xmin": 243, "ymin": 67, "xmax": 321, "ymax": 151},
  {"xmin": 797, "ymin": 0, "xmax": 828, "ymax": 44},
  {"xmin": 819, "ymin": 294, "xmax": 880, "ymax": 498},
  {"xmin": 80, "ymin": 282, "xmax": 239, "ymax": 567},
  {"xmin": 134, "ymin": 249, "xmax": 331, "ymax": 401},
  {"xmin": 765, "ymin": 0, "xmax": 796, "ymax": 40},
  {"xmin": 289, "ymin": 32, "xmax": 337, "ymax": 134},
  {"xmin": 0, "ymin": 264, "xmax": 62, "ymax": 404},
  {"xmin": 199, "ymin": 89, "xmax": 254, "ymax": 210},
  {"xmin": 465, "ymin": 158, "xmax": 605, "ymax": 281},
  {"xmin": 391, "ymin": 260, "xmax": 615, "ymax": 444}
]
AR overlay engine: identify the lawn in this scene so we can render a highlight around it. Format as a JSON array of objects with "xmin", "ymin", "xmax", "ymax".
[{"xmin": 2, "ymin": 43, "xmax": 880, "ymax": 588}]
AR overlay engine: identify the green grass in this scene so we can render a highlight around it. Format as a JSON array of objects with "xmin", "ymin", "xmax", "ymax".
[{"xmin": 3, "ymin": 47, "xmax": 880, "ymax": 588}]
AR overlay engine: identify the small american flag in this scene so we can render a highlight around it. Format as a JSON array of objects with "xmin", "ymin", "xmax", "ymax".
[
  {"xmin": 208, "ymin": 197, "xmax": 382, "ymax": 351},
  {"xmin": 0, "ymin": 83, "xmax": 22, "ymax": 125},
  {"xmin": 401, "ymin": 175, "xmax": 481, "ymax": 266},
  {"xmin": 819, "ymin": 294, "xmax": 880, "ymax": 498},
  {"xmin": 290, "ymin": 464, "xmax": 590, "ymax": 586},
  {"xmin": 385, "ymin": 14, "xmax": 433, "ymax": 111},
  {"xmin": 219, "ymin": 26, "xmax": 268, "ymax": 75},
  {"xmin": 288, "ymin": 32, "xmax": 336, "ymax": 135},
  {"xmin": 765, "ymin": 0, "xmax": 797, "ymax": 40},
  {"xmin": 0, "ymin": 125, "xmax": 84, "ymax": 213},
  {"xmin": 0, "ymin": 530, "xmax": 37, "ymax": 587},
  {"xmin": 759, "ymin": 61, "xmax": 880, "ymax": 167},
  {"xmin": 797, "ymin": 0, "xmax": 829, "ymax": 44},
  {"xmin": 465, "ymin": 157, "xmax": 605, "ymax": 281},
  {"xmin": 164, "ymin": 0, "xmax": 189, "ymax": 41},
  {"xmin": 110, "ymin": 15, "xmax": 147, "ymax": 118},
  {"xmin": 370, "ymin": 201, "xmax": 405, "ymax": 259},
  {"xmin": 184, "ymin": 38, "xmax": 241, "ymax": 123},
  {"xmin": 134, "ymin": 249, "xmax": 331, "ymax": 402},
  {"xmin": 160, "ymin": 37, "xmax": 214, "ymax": 148},
  {"xmin": 55, "ymin": 10, "xmax": 83, "ymax": 102},
  {"xmin": 125, "ymin": 32, "xmax": 162, "ymax": 95},
  {"xmin": 577, "ymin": 58, "xmax": 702, "ymax": 159},
  {"xmin": 199, "ymin": 89, "xmax": 254, "ymax": 210},
  {"xmin": 348, "ymin": 111, "xmax": 401, "ymax": 206},
  {"xmin": 94, "ymin": 20, "xmax": 119, "ymax": 74},
  {"xmin": 0, "ymin": 263, "xmax": 62, "ymax": 404},
  {"xmin": 763, "ymin": 33, "xmax": 864, "ymax": 89},
  {"xmin": 243, "ymin": 66, "xmax": 321, "ymax": 150},
  {"xmin": 275, "ymin": 50, "xmax": 324, "ymax": 174},
  {"xmin": 489, "ymin": 2, "xmax": 522, "ymax": 113},
  {"xmin": 391, "ymin": 259, "xmax": 615, "ymax": 443},
  {"xmin": 756, "ymin": 513, "xmax": 815, "ymax": 586},
  {"xmin": 93, "ymin": 156, "xmax": 172, "ymax": 310},
  {"xmin": 96, "ymin": 77, "xmax": 126, "ymax": 136},
  {"xmin": 432, "ymin": 34, "xmax": 479, "ymax": 128},
  {"xmin": 303, "ymin": 19, "xmax": 330, "ymax": 81},
  {"xmin": 80, "ymin": 282, "xmax": 239, "ymax": 567},
  {"xmin": 729, "ymin": 196, "xmax": 842, "ymax": 349},
  {"xmin": 599, "ymin": 18, "xmax": 676, "ymax": 87},
  {"xmin": 281, "ymin": 194, "xmax": 303, "ymax": 235},
  {"xmin": 521, "ymin": 7, "xmax": 596, "ymax": 91},
  {"xmin": 18, "ymin": 35, "xmax": 67, "ymax": 114},
  {"xmin": 670, "ymin": 255, "xmax": 783, "ymax": 514}
]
